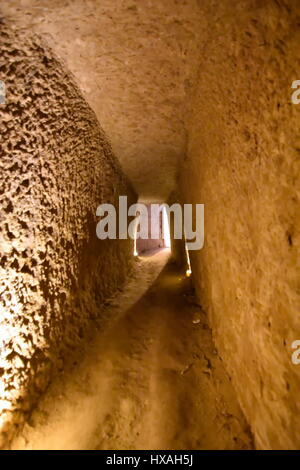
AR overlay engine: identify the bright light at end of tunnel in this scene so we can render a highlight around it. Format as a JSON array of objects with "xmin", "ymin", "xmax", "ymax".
[
  {"xmin": 185, "ymin": 240, "xmax": 192, "ymax": 277},
  {"xmin": 133, "ymin": 218, "xmax": 138, "ymax": 256},
  {"xmin": 162, "ymin": 207, "xmax": 171, "ymax": 248}
]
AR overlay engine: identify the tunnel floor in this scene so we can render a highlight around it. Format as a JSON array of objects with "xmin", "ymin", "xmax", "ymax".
[{"xmin": 11, "ymin": 250, "xmax": 253, "ymax": 450}]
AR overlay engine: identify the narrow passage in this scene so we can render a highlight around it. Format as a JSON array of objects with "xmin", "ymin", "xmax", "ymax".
[{"xmin": 11, "ymin": 250, "xmax": 253, "ymax": 450}]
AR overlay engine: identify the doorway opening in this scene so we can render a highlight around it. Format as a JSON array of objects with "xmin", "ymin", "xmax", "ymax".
[{"xmin": 135, "ymin": 203, "xmax": 171, "ymax": 257}]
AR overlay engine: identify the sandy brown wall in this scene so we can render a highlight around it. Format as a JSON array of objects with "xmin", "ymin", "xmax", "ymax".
[
  {"xmin": 181, "ymin": 0, "xmax": 300, "ymax": 449},
  {"xmin": 167, "ymin": 192, "xmax": 187, "ymax": 269},
  {"xmin": 0, "ymin": 24, "xmax": 136, "ymax": 445}
]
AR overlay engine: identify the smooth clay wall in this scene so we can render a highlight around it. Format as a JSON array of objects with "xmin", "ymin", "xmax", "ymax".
[
  {"xmin": 181, "ymin": 0, "xmax": 300, "ymax": 450},
  {"xmin": 0, "ymin": 24, "xmax": 136, "ymax": 446}
]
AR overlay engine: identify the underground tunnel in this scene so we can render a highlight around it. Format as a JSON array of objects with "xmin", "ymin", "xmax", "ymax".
[{"xmin": 0, "ymin": 0, "xmax": 300, "ymax": 452}]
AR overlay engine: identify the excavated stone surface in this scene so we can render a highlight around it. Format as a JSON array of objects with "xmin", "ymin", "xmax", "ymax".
[
  {"xmin": 0, "ymin": 24, "xmax": 135, "ymax": 446},
  {"xmin": 1, "ymin": 0, "xmax": 201, "ymax": 201},
  {"xmin": 2, "ymin": 0, "xmax": 300, "ymax": 452},
  {"xmin": 181, "ymin": 0, "xmax": 300, "ymax": 450}
]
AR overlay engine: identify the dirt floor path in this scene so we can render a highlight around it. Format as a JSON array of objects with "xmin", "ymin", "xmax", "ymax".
[{"xmin": 11, "ymin": 249, "xmax": 253, "ymax": 450}]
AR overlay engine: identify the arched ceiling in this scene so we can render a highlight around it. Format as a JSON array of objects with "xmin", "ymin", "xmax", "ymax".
[{"xmin": 2, "ymin": 0, "xmax": 201, "ymax": 201}]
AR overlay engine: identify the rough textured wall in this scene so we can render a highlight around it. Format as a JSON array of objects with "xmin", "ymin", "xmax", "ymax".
[
  {"xmin": 1, "ymin": 0, "xmax": 201, "ymax": 201},
  {"xmin": 167, "ymin": 192, "xmax": 187, "ymax": 269},
  {"xmin": 0, "ymin": 25, "xmax": 135, "ymax": 446},
  {"xmin": 181, "ymin": 0, "xmax": 300, "ymax": 450}
]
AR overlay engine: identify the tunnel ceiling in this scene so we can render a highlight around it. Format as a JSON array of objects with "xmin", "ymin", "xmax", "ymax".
[{"xmin": 2, "ymin": 0, "xmax": 201, "ymax": 201}]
